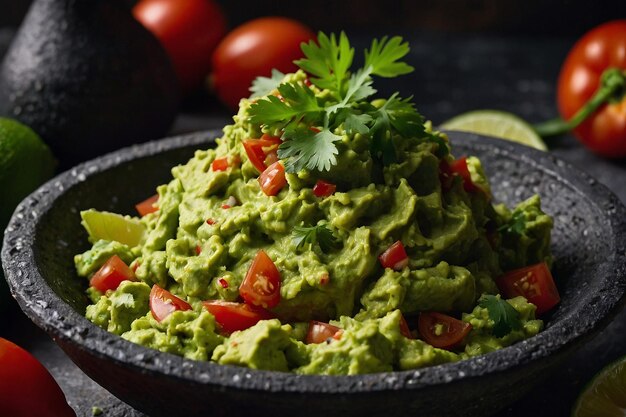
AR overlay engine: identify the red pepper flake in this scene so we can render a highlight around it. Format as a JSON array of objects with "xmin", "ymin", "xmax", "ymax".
[
  {"xmin": 206, "ymin": 218, "xmax": 216, "ymax": 225},
  {"xmin": 195, "ymin": 245, "xmax": 202, "ymax": 255},
  {"xmin": 304, "ymin": 78, "xmax": 312, "ymax": 87},
  {"xmin": 319, "ymin": 273, "xmax": 330, "ymax": 286},
  {"xmin": 218, "ymin": 278, "xmax": 229, "ymax": 288},
  {"xmin": 211, "ymin": 157, "xmax": 229, "ymax": 172}
]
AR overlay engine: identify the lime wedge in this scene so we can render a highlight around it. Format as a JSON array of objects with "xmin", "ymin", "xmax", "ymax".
[
  {"xmin": 440, "ymin": 110, "xmax": 547, "ymax": 151},
  {"xmin": 572, "ymin": 356, "xmax": 626, "ymax": 417},
  {"xmin": 81, "ymin": 209, "xmax": 145, "ymax": 247}
]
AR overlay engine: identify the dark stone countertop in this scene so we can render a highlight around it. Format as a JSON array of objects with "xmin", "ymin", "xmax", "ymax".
[{"xmin": 1, "ymin": 30, "xmax": 625, "ymax": 417}]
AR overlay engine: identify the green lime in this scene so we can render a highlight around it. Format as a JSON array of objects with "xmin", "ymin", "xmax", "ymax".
[
  {"xmin": 572, "ymin": 356, "xmax": 626, "ymax": 417},
  {"xmin": 0, "ymin": 118, "xmax": 55, "ymax": 312},
  {"xmin": 440, "ymin": 110, "xmax": 548, "ymax": 151},
  {"xmin": 81, "ymin": 209, "xmax": 146, "ymax": 247},
  {"xmin": 0, "ymin": 117, "xmax": 56, "ymax": 228}
]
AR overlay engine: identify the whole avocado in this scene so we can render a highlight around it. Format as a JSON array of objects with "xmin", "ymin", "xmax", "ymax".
[{"xmin": 0, "ymin": 0, "xmax": 181, "ymax": 168}]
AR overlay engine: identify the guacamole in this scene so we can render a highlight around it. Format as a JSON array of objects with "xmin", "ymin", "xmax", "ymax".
[{"xmin": 75, "ymin": 34, "xmax": 554, "ymax": 375}]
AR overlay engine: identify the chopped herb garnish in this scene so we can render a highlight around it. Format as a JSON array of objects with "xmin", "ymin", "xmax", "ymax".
[
  {"xmin": 479, "ymin": 294, "xmax": 522, "ymax": 338},
  {"xmin": 249, "ymin": 69, "xmax": 286, "ymax": 98},
  {"xmin": 293, "ymin": 224, "xmax": 338, "ymax": 252},
  {"xmin": 498, "ymin": 210, "xmax": 526, "ymax": 235},
  {"xmin": 247, "ymin": 31, "xmax": 448, "ymax": 173}
]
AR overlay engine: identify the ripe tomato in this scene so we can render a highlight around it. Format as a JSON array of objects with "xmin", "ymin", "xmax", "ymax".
[
  {"xmin": 496, "ymin": 262, "xmax": 560, "ymax": 315},
  {"xmin": 305, "ymin": 321, "xmax": 342, "ymax": 344},
  {"xmin": 242, "ymin": 135, "xmax": 282, "ymax": 173},
  {"xmin": 418, "ymin": 312, "xmax": 472, "ymax": 350},
  {"xmin": 557, "ymin": 20, "xmax": 626, "ymax": 158},
  {"xmin": 378, "ymin": 241, "xmax": 409, "ymax": 271},
  {"xmin": 0, "ymin": 338, "xmax": 75, "ymax": 417},
  {"xmin": 211, "ymin": 17, "xmax": 315, "ymax": 109},
  {"xmin": 313, "ymin": 179, "xmax": 336, "ymax": 198},
  {"xmin": 90, "ymin": 255, "xmax": 136, "ymax": 293},
  {"xmin": 202, "ymin": 300, "xmax": 274, "ymax": 334},
  {"xmin": 133, "ymin": 0, "xmax": 227, "ymax": 92},
  {"xmin": 258, "ymin": 161, "xmax": 287, "ymax": 197},
  {"xmin": 150, "ymin": 284, "xmax": 192, "ymax": 322},
  {"xmin": 240, "ymin": 250, "xmax": 281, "ymax": 308},
  {"xmin": 135, "ymin": 194, "xmax": 159, "ymax": 217}
]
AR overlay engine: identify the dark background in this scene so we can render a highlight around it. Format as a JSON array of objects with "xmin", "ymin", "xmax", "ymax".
[{"xmin": 2, "ymin": 0, "xmax": 626, "ymax": 36}]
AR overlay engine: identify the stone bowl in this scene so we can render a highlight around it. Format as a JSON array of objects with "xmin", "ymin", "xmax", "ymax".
[{"xmin": 3, "ymin": 130, "xmax": 625, "ymax": 417}]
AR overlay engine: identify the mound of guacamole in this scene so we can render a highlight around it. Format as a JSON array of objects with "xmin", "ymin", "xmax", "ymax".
[{"xmin": 75, "ymin": 34, "xmax": 553, "ymax": 375}]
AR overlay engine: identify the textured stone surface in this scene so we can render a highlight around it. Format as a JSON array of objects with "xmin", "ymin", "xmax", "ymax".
[{"xmin": 2, "ymin": 130, "xmax": 625, "ymax": 417}]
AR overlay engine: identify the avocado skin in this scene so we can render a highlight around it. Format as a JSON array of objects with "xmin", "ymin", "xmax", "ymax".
[{"xmin": 0, "ymin": 0, "xmax": 181, "ymax": 168}]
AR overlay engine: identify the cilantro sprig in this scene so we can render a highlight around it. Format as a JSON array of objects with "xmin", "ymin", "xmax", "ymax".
[
  {"xmin": 479, "ymin": 295, "xmax": 522, "ymax": 338},
  {"xmin": 293, "ymin": 224, "xmax": 338, "ymax": 252},
  {"xmin": 247, "ymin": 32, "xmax": 448, "ymax": 173}
]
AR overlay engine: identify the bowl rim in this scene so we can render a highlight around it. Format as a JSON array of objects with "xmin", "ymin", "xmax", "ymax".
[{"xmin": 3, "ymin": 129, "xmax": 626, "ymax": 394}]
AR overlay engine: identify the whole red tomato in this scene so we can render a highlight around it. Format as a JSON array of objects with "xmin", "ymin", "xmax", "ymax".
[
  {"xmin": 557, "ymin": 20, "xmax": 626, "ymax": 158},
  {"xmin": 133, "ymin": 0, "xmax": 227, "ymax": 92},
  {"xmin": 0, "ymin": 338, "xmax": 75, "ymax": 417},
  {"xmin": 211, "ymin": 17, "xmax": 315, "ymax": 110}
]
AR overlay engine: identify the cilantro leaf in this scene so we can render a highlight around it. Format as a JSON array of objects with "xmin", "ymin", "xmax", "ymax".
[
  {"xmin": 278, "ymin": 126, "xmax": 341, "ymax": 173},
  {"xmin": 248, "ymin": 82, "xmax": 323, "ymax": 128},
  {"xmin": 498, "ymin": 210, "xmax": 526, "ymax": 235},
  {"xmin": 479, "ymin": 295, "xmax": 522, "ymax": 338},
  {"xmin": 249, "ymin": 32, "xmax": 437, "ymax": 173},
  {"xmin": 364, "ymin": 36, "xmax": 414, "ymax": 78},
  {"xmin": 295, "ymin": 32, "xmax": 354, "ymax": 96},
  {"xmin": 342, "ymin": 111, "xmax": 372, "ymax": 135},
  {"xmin": 249, "ymin": 69, "xmax": 285, "ymax": 98},
  {"xmin": 293, "ymin": 224, "xmax": 338, "ymax": 252}
]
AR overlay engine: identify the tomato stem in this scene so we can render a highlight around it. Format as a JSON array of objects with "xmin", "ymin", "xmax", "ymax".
[{"xmin": 534, "ymin": 68, "xmax": 626, "ymax": 137}]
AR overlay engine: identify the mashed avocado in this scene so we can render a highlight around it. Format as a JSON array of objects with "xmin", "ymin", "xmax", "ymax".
[{"xmin": 75, "ymin": 34, "xmax": 553, "ymax": 375}]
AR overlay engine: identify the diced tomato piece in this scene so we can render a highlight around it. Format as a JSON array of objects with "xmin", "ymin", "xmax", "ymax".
[
  {"xmin": 450, "ymin": 157, "xmax": 478, "ymax": 193},
  {"xmin": 202, "ymin": 300, "xmax": 274, "ymax": 334},
  {"xmin": 496, "ymin": 262, "xmax": 560, "ymax": 315},
  {"xmin": 306, "ymin": 320, "xmax": 342, "ymax": 344},
  {"xmin": 242, "ymin": 135, "xmax": 282, "ymax": 173},
  {"xmin": 258, "ymin": 161, "xmax": 287, "ymax": 196},
  {"xmin": 90, "ymin": 255, "xmax": 136, "ymax": 293},
  {"xmin": 149, "ymin": 284, "xmax": 192, "ymax": 322},
  {"xmin": 378, "ymin": 241, "xmax": 409, "ymax": 270},
  {"xmin": 440, "ymin": 157, "xmax": 484, "ymax": 195},
  {"xmin": 135, "ymin": 194, "xmax": 159, "ymax": 217},
  {"xmin": 211, "ymin": 157, "xmax": 229, "ymax": 172},
  {"xmin": 399, "ymin": 313, "xmax": 413, "ymax": 339},
  {"xmin": 313, "ymin": 179, "xmax": 336, "ymax": 197},
  {"xmin": 418, "ymin": 312, "xmax": 472, "ymax": 350},
  {"xmin": 239, "ymin": 250, "xmax": 281, "ymax": 309}
]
